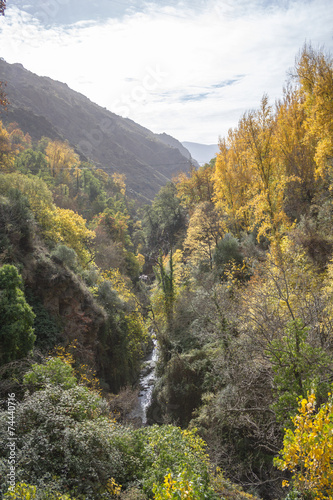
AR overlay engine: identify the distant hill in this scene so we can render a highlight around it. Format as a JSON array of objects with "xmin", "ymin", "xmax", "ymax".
[
  {"xmin": 182, "ymin": 141, "xmax": 219, "ymax": 166},
  {"xmin": 0, "ymin": 60, "xmax": 192, "ymax": 201},
  {"xmin": 156, "ymin": 133, "xmax": 200, "ymax": 168}
]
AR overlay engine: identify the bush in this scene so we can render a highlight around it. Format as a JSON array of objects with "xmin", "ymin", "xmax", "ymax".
[
  {"xmin": 136, "ymin": 425, "xmax": 214, "ymax": 497},
  {"xmin": 213, "ymin": 233, "xmax": 243, "ymax": 268},
  {"xmin": 51, "ymin": 244, "xmax": 79, "ymax": 272},
  {"xmin": 3, "ymin": 482, "xmax": 75, "ymax": 499},
  {"xmin": 0, "ymin": 385, "xmax": 129, "ymax": 498},
  {"xmin": 23, "ymin": 357, "xmax": 77, "ymax": 391}
]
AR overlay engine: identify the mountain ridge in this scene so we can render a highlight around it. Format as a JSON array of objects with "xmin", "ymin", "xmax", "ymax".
[
  {"xmin": 182, "ymin": 141, "xmax": 219, "ymax": 165},
  {"xmin": 0, "ymin": 59, "xmax": 192, "ymax": 201}
]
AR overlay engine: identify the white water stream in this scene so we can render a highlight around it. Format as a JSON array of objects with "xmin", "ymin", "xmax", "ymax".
[{"xmin": 130, "ymin": 338, "xmax": 159, "ymax": 425}]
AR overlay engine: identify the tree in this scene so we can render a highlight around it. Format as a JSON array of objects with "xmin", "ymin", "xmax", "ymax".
[
  {"xmin": 142, "ymin": 182, "xmax": 186, "ymax": 257},
  {"xmin": 275, "ymin": 392, "xmax": 333, "ymax": 499},
  {"xmin": 0, "ymin": 172, "xmax": 56, "ymax": 236},
  {"xmin": 0, "ymin": 265, "xmax": 35, "ymax": 365},
  {"xmin": 0, "ymin": 384, "xmax": 130, "ymax": 496},
  {"xmin": 154, "ymin": 250, "xmax": 176, "ymax": 332},
  {"xmin": 214, "ymin": 96, "xmax": 292, "ymax": 240},
  {"xmin": 268, "ymin": 319, "xmax": 331, "ymax": 427},
  {"xmin": 8, "ymin": 126, "xmax": 32, "ymax": 153},
  {"xmin": 174, "ymin": 161, "xmax": 215, "ymax": 214},
  {"xmin": 184, "ymin": 201, "xmax": 224, "ymax": 269},
  {"xmin": 15, "ymin": 148, "xmax": 48, "ymax": 176},
  {"xmin": 274, "ymin": 86, "xmax": 317, "ymax": 220},
  {"xmin": 0, "ymin": 0, "xmax": 6, "ymax": 16},
  {"xmin": 51, "ymin": 207, "xmax": 95, "ymax": 267},
  {"xmin": 295, "ymin": 45, "xmax": 333, "ymax": 179},
  {"xmin": 23, "ymin": 357, "xmax": 77, "ymax": 391},
  {"xmin": 45, "ymin": 140, "xmax": 79, "ymax": 184},
  {"xmin": 0, "ymin": 121, "xmax": 14, "ymax": 172},
  {"xmin": 0, "ymin": 188, "xmax": 35, "ymax": 256}
]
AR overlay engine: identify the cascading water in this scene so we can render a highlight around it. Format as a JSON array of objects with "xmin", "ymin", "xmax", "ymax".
[{"xmin": 130, "ymin": 337, "xmax": 159, "ymax": 425}]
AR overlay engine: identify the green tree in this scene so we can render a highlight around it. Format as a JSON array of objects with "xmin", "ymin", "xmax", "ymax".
[
  {"xmin": 142, "ymin": 182, "xmax": 186, "ymax": 257},
  {"xmin": 15, "ymin": 149, "xmax": 48, "ymax": 176},
  {"xmin": 0, "ymin": 265, "xmax": 35, "ymax": 365},
  {"xmin": 23, "ymin": 357, "xmax": 77, "ymax": 392},
  {"xmin": 154, "ymin": 250, "xmax": 175, "ymax": 333},
  {"xmin": 268, "ymin": 319, "xmax": 331, "ymax": 428}
]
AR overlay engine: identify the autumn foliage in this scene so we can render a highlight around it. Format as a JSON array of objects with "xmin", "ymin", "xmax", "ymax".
[
  {"xmin": 2, "ymin": 44, "xmax": 333, "ymax": 500},
  {"xmin": 275, "ymin": 393, "xmax": 333, "ymax": 499}
]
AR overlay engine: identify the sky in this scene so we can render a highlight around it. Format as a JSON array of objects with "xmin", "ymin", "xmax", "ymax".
[{"xmin": 0, "ymin": 0, "xmax": 333, "ymax": 144}]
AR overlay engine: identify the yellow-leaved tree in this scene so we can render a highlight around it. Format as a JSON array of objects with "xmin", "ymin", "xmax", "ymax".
[
  {"xmin": 0, "ymin": 172, "xmax": 55, "ymax": 229},
  {"xmin": 174, "ymin": 162, "xmax": 215, "ymax": 214},
  {"xmin": 214, "ymin": 95, "xmax": 291, "ymax": 240},
  {"xmin": 296, "ymin": 45, "xmax": 333, "ymax": 179},
  {"xmin": 274, "ymin": 85, "xmax": 317, "ymax": 219},
  {"xmin": 50, "ymin": 208, "xmax": 95, "ymax": 266},
  {"xmin": 46, "ymin": 139, "xmax": 80, "ymax": 184},
  {"xmin": 0, "ymin": 173, "xmax": 94, "ymax": 266},
  {"xmin": 0, "ymin": 121, "xmax": 14, "ymax": 172},
  {"xmin": 183, "ymin": 201, "xmax": 224, "ymax": 269},
  {"xmin": 275, "ymin": 393, "xmax": 333, "ymax": 499}
]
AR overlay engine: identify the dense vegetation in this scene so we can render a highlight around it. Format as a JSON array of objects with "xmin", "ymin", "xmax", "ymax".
[{"xmin": 1, "ymin": 44, "xmax": 333, "ymax": 500}]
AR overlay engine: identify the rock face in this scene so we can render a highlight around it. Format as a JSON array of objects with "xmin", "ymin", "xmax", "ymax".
[
  {"xmin": 23, "ymin": 251, "xmax": 106, "ymax": 367},
  {"xmin": 0, "ymin": 59, "xmax": 192, "ymax": 201}
]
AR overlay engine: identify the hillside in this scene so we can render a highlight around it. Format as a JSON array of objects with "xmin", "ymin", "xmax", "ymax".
[{"xmin": 0, "ymin": 59, "xmax": 192, "ymax": 201}]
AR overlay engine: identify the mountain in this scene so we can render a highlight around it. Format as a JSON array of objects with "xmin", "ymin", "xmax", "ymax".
[
  {"xmin": 0, "ymin": 59, "xmax": 192, "ymax": 201},
  {"xmin": 182, "ymin": 141, "xmax": 219, "ymax": 166},
  {"xmin": 156, "ymin": 133, "xmax": 200, "ymax": 168}
]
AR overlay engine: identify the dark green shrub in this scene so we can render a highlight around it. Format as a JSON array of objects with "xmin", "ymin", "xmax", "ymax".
[{"xmin": 213, "ymin": 233, "xmax": 243, "ymax": 268}]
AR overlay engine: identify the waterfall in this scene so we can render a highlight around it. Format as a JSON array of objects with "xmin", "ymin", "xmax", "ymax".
[{"xmin": 130, "ymin": 337, "xmax": 159, "ymax": 425}]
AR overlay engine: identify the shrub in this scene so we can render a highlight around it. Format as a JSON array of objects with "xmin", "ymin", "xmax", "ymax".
[
  {"xmin": 0, "ymin": 385, "xmax": 128, "ymax": 498},
  {"xmin": 23, "ymin": 357, "xmax": 77, "ymax": 391},
  {"xmin": 51, "ymin": 244, "xmax": 79, "ymax": 272},
  {"xmin": 136, "ymin": 425, "xmax": 213, "ymax": 497},
  {"xmin": 3, "ymin": 482, "xmax": 75, "ymax": 499}
]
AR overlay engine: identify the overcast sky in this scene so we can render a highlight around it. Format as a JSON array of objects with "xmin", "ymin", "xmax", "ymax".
[{"xmin": 0, "ymin": 0, "xmax": 333, "ymax": 144}]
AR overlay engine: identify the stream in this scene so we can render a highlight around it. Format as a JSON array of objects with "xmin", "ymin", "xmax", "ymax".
[{"xmin": 130, "ymin": 337, "xmax": 159, "ymax": 425}]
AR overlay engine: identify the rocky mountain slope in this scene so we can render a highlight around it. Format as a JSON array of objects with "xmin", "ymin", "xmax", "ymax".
[{"xmin": 0, "ymin": 59, "xmax": 192, "ymax": 201}]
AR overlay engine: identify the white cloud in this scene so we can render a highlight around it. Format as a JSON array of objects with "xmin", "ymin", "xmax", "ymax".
[{"xmin": 1, "ymin": 0, "xmax": 333, "ymax": 143}]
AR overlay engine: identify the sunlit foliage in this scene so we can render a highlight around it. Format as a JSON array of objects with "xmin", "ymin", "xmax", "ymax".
[{"xmin": 275, "ymin": 393, "xmax": 333, "ymax": 499}]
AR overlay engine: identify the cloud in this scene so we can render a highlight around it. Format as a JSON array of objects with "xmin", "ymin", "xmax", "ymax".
[{"xmin": 1, "ymin": 0, "xmax": 333, "ymax": 143}]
